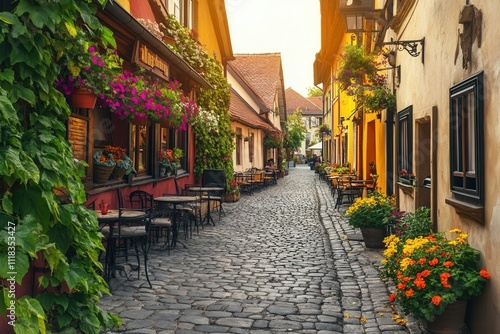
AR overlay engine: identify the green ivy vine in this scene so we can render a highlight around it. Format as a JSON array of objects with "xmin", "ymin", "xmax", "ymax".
[
  {"xmin": 163, "ymin": 15, "xmax": 234, "ymax": 183},
  {"xmin": 0, "ymin": 0, "xmax": 120, "ymax": 333}
]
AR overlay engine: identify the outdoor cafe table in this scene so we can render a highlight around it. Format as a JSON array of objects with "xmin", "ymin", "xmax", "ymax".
[
  {"xmin": 188, "ymin": 186, "xmax": 224, "ymax": 226},
  {"xmin": 93, "ymin": 209, "xmax": 148, "ymax": 282},
  {"xmin": 153, "ymin": 196, "xmax": 198, "ymax": 248}
]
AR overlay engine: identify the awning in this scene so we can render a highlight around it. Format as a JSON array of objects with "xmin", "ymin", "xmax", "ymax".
[{"xmin": 307, "ymin": 142, "xmax": 322, "ymax": 150}]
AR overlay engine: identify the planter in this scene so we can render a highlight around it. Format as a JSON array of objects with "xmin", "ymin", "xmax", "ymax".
[
  {"xmin": 69, "ymin": 87, "xmax": 97, "ymax": 109},
  {"xmin": 93, "ymin": 164, "xmax": 114, "ymax": 184},
  {"xmin": 398, "ymin": 177, "xmax": 414, "ymax": 185},
  {"xmin": 422, "ymin": 300, "xmax": 467, "ymax": 334},
  {"xmin": 226, "ymin": 192, "xmax": 240, "ymax": 202},
  {"xmin": 160, "ymin": 165, "xmax": 167, "ymax": 176},
  {"xmin": 109, "ymin": 166, "xmax": 127, "ymax": 181},
  {"xmin": 360, "ymin": 227, "xmax": 388, "ymax": 248}
]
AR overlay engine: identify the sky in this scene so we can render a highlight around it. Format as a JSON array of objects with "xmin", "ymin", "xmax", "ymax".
[{"xmin": 225, "ymin": 0, "xmax": 321, "ymax": 97}]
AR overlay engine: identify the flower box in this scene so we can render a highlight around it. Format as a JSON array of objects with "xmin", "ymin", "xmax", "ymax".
[{"xmin": 69, "ymin": 87, "xmax": 97, "ymax": 109}]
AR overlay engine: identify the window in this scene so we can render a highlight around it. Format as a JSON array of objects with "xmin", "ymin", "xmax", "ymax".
[
  {"xmin": 160, "ymin": 126, "xmax": 188, "ymax": 175},
  {"xmin": 449, "ymin": 71, "xmax": 484, "ymax": 204},
  {"xmin": 249, "ymin": 132, "xmax": 254, "ymax": 163},
  {"xmin": 131, "ymin": 124, "xmax": 151, "ymax": 177},
  {"xmin": 397, "ymin": 106, "xmax": 413, "ymax": 176},
  {"xmin": 235, "ymin": 128, "xmax": 242, "ymax": 165},
  {"xmin": 165, "ymin": 0, "xmax": 193, "ymax": 28}
]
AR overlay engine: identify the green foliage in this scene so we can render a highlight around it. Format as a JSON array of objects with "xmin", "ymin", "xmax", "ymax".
[
  {"xmin": 345, "ymin": 192, "xmax": 395, "ymax": 228},
  {"xmin": 284, "ymin": 109, "xmax": 306, "ymax": 151},
  {"xmin": 0, "ymin": 0, "xmax": 120, "ymax": 332},
  {"xmin": 165, "ymin": 15, "xmax": 234, "ymax": 182},
  {"xmin": 306, "ymin": 86, "xmax": 322, "ymax": 97},
  {"xmin": 364, "ymin": 85, "xmax": 396, "ymax": 112}
]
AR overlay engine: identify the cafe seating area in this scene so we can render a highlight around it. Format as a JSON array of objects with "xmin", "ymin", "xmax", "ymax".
[
  {"xmin": 323, "ymin": 172, "xmax": 378, "ymax": 211},
  {"xmin": 90, "ymin": 166, "xmax": 286, "ymax": 288}
]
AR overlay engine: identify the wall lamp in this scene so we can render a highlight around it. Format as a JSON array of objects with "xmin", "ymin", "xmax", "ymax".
[
  {"xmin": 338, "ymin": 116, "xmax": 348, "ymax": 133},
  {"xmin": 381, "ymin": 38, "xmax": 425, "ymax": 63}
]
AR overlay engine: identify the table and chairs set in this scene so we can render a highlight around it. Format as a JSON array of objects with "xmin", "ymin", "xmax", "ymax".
[
  {"xmin": 93, "ymin": 169, "xmax": 229, "ymax": 288},
  {"xmin": 233, "ymin": 167, "xmax": 279, "ymax": 195},
  {"xmin": 326, "ymin": 174, "xmax": 377, "ymax": 211}
]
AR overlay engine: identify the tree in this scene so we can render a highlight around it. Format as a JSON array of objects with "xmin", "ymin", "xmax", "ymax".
[
  {"xmin": 0, "ymin": 0, "xmax": 120, "ymax": 332},
  {"xmin": 284, "ymin": 109, "xmax": 307, "ymax": 159},
  {"xmin": 306, "ymin": 86, "xmax": 322, "ymax": 97}
]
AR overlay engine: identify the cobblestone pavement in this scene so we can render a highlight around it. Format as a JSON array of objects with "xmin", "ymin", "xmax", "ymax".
[{"xmin": 100, "ymin": 165, "xmax": 418, "ymax": 334}]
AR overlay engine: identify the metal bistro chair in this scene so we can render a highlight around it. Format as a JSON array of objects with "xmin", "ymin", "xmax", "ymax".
[
  {"xmin": 334, "ymin": 177, "xmax": 362, "ymax": 211},
  {"xmin": 105, "ymin": 207, "xmax": 152, "ymax": 288},
  {"xmin": 202, "ymin": 169, "xmax": 227, "ymax": 221},
  {"xmin": 129, "ymin": 190, "xmax": 172, "ymax": 251}
]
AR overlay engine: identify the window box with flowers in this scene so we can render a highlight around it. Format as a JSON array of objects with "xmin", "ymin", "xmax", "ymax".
[
  {"xmin": 159, "ymin": 148, "xmax": 183, "ymax": 176},
  {"xmin": 399, "ymin": 169, "xmax": 416, "ymax": 186},
  {"xmin": 225, "ymin": 180, "xmax": 240, "ymax": 202},
  {"xmin": 93, "ymin": 151, "xmax": 116, "ymax": 183},
  {"xmin": 104, "ymin": 145, "xmax": 136, "ymax": 181},
  {"xmin": 383, "ymin": 229, "xmax": 490, "ymax": 332}
]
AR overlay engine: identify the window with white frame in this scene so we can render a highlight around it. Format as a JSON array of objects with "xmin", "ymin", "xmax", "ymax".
[{"xmin": 449, "ymin": 71, "xmax": 484, "ymax": 204}]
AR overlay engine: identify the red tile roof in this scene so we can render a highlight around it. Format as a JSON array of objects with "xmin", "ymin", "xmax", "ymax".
[
  {"xmin": 229, "ymin": 53, "xmax": 283, "ymax": 111},
  {"xmin": 229, "ymin": 87, "xmax": 277, "ymax": 131},
  {"xmin": 285, "ymin": 87, "xmax": 323, "ymax": 115}
]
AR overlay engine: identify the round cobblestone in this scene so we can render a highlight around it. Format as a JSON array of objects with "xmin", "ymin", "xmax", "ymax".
[{"xmin": 100, "ymin": 166, "xmax": 415, "ymax": 333}]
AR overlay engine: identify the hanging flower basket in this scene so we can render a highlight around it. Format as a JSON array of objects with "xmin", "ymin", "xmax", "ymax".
[{"xmin": 69, "ymin": 87, "xmax": 97, "ymax": 109}]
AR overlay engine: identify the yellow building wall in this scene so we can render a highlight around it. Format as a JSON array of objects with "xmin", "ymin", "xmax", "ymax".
[{"xmin": 195, "ymin": 1, "xmax": 224, "ymax": 65}]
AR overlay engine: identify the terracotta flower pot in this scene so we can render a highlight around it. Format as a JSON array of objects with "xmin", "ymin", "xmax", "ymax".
[{"xmin": 69, "ymin": 87, "xmax": 97, "ymax": 109}]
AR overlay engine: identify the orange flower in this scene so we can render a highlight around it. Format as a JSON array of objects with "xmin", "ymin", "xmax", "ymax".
[
  {"xmin": 402, "ymin": 276, "xmax": 411, "ymax": 283},
  {"xmin": 420, "ymin": 269, "xmax": 431, "ymax": 277},
  {"xmin": 397, "ymin": 283, "xmax": 406, "ymax": 290},
  {"xmin": 440, "ymin": 272, "xmax": 451, "ymax": 288},
  {"xmin": 418, "ymin": 258, "xmax": 426, "ymax": 265},
  {"xmin": 405, "ymin": 288, "xmax": 414, "ymax": 297},
  {"xmin": 414, "ymin": 277, "xmax": 426, "ymax": 289},
  {"xmin": 479, "ymin": 269, "xmax": 491, "ymax": 280},
  {"xmin": 428, "ymin": 258, "xmax": 439, "ymax": 266},
  {"xmin": 443, "ymin": 261, "xmax": 453, "ymax": 268},
  {"xmin": 389, "ymin": 293, "xmax": 396, "ymax": 303},
  {"xmin": 431, "ymin": 296, "xmax": 442, "ymax": 306}
]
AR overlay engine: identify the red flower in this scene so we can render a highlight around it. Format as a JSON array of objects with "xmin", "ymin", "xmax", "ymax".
[
  {"xmin": 428, "ymin": 258, "xmax": 439, "ymax": 266},
  {"xmin": 397, "ymin": 283, "xmax": 406, "ymax": 290},
  {"xmin": 443, "ymin": 261, "xmax": 453, "ymax": 268},
  {"xmin": 479, "ymin": 269, "xmax": 491, "ymax": 280},
  {"xmin": 414, "ymin": 277, "xmax": 426, "ymax": 289},
  {"xmin": 389, "ymin": 293, "xmax": 396, "ymax": 303}
]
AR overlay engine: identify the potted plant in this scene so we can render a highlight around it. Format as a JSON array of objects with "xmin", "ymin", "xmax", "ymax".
[
  {"xmin": 226, "ymin": 179, "xmax": 240, "ymax": 202},
  {"xmin": 345, "ymin": 192, "xmax": 395, "ymax": 248},
  {"xmin": 337, "ymin": 44, "xmax": 382, "ymax": 95},
  {"xmin": 383, "ymin": 229, "xmax": 490, "ymax": 332},
  {"xmin": 263, "ymin": 131, "xmax": 283, "ymax": 149},
  {"xmin": 55, "ymin": 40, "xmax": 122, "ymax": 109},
  {"xmin": 103, "ymin": 145, "xmax": 136, "ymax": 180},
  {"xmin": 399, "ymin": 169, "xmax": 416, "ymax": 185},
  {"xmin": 159, "ymin": 148, "xmax": 174, "ymax": 176},
  {"xmin": 317, "ymin": 123, "xmax": 331, "ymax": 137},
  {"xmin": 93, "ymin": 151, "xmax": 116, "ymax": 183},
  {"xmin": 364, "ymin": 85, "xmax": 396, "ymax": 113}
]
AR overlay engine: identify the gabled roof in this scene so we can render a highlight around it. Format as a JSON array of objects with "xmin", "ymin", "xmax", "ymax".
[
  {"xmin": 285, "ymin": 87, "xmax": 323, "ymax": 116},
  {"xmin": 229, "ymin": 87, "xmax": 276, "ymax": 132},
  {"xmin": 228, "ymin": 53, "xmax": 283, "ymax": 112}
]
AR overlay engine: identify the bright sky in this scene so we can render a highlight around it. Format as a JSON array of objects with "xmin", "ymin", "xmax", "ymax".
[{"xmin": 225, "ymin": 0, "xmax": 321, "ymax": 97}]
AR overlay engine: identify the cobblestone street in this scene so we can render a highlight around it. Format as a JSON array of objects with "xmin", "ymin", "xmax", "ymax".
[{"xmin": 100, "ymin": 165, "xmax": 413, "ymax": 334}]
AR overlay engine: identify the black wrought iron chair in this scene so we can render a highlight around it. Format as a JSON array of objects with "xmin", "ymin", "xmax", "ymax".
[
  {"xmin": 104, "ymin": 207, "xmax": 152, "ymax": 288},
  {"xmin": 202, "ymin": 169, "xmax": 227, "ymax": 220},
  {"xmin": 129, "ymin": 190, "xmax": 172, "ymax": 251}
]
